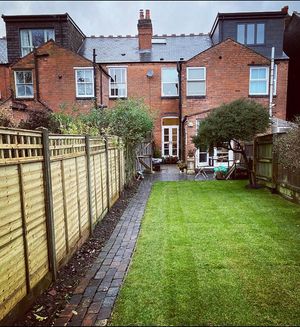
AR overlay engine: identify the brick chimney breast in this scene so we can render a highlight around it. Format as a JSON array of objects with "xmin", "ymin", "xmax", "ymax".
[{"xmin": 137, "ymin": 9, "xmax": 153, "ymax": 51}]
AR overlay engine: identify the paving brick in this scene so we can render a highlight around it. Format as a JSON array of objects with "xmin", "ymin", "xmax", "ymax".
[
  {"xmin": 82, "ymin": 313, "xmax": 97, "ymax": 326},
  {"xmin": 94, "ymin": 291, "xmax": 107, "ymax": 302},
  {"xmin": 97, "ymin": 307, "xmax": 112, "ymax": 320},
  {"xmin": 83, "ymin": 286, "xmax": 98, "ymax": 298},
  {"xmin": 107, "ymin": 287, "xmax": 119, "ymax": 297},
  {"xmin": 69, "ymin": 294, "xmax": 83, "ymax": 305},
  {"xmin": 111, "ymin": 278, "xmax": 123, "ymax": 287},
  {"xmin": 94, "ymin": 318, "xmax": 108, "ymax": 326},
  {"xmin": 87, "ymin": 301, "xmax": 102, "ymax": 314}
]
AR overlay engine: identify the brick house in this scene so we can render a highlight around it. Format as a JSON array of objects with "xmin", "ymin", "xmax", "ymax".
[{"xmin": 0, "ymin": 7, "xmax": 290, "ymax": 166}]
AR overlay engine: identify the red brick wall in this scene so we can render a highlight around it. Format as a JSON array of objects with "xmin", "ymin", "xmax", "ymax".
[
  {"xmin": 181, "ymin": 39, "xmax": 288, "ymax": 158},
  {"xmin": 10, "ymin": 41, "xmax": 108, "ymax": 115},
  {"xmin": 0, "ymin": 64, "xmax": 10, "ymax": 100},
  {"xmin": 105, "ymin": 62, "xmax": 179, "ymax": 154},
  {"xmin": 4, "ymin": 17, "xmax": 84, "ymax": 63}
]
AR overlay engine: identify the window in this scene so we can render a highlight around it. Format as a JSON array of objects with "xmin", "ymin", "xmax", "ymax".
[
  {"xmin": 75, "ymin": 68, "xmax": 94, "ymax": 97},
  {"xmin": 187, "ymin": 67, "xmax": 206, "ymax": 96},
  {"xmin": 161, "ymin": 67, "xmax": 178, "ymax": 96},
  {"xmin": 237, "ymin": 23, "xmax": 265, "ymax": 45},
  {"xmin": 249, "ymin": 67, "xmax": 269, "ymax": 95},
  {"xmin": 109, "ymin": 67, "xmax": 127, "ymax": 98},
  {"xmin": 14, "ymin": 71, "xmax": 33, "ymax": 98},
  {"xmin": 249, "ymin": 66, "xmax": 277, "ymax": 96},
  {"xmin": 20, "ymin": 29, "xmax": 55, "ymax": 57}
]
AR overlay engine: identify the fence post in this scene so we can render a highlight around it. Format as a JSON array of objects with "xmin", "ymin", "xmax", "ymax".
[
  {"xmin": 105, "ymin": 137, "xmax": 111, "ymax": 210},
  {"xmin": 85, "ymin": 135, "xmax": 94, "ymax": 236},
  {"xmin": 41, "ymin": 129, "xmax": 57, "ymax": 282},
  {"xmin": 118, "ymin": 138, "xmax": 122, "ymax": 196}
]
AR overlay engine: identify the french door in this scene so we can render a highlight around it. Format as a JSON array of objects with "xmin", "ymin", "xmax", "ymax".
[{"xmin": 162, "ymin": 126, "xmax": 178, "ymax": 157}]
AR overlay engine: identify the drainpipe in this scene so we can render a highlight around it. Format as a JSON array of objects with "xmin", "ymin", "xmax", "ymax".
[
  {"xmin": 177, "ymin": 61, "xmax": 183, "ymax": 160},
  {"xmin": 33, "ymin": 48, "xmax": 40, "ymax": 101},
  {"xmin": 93, "ymin": 49, "xmax": 97, "ymax": 108},
  {"xmin": 269, "ymin": 46, "xmax": 275, "ymax": 119}
]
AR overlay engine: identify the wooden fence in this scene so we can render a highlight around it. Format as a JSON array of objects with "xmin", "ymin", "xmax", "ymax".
[
  {"xmin": 254, "ymin": 133, "xmax": 300, "ymax": 204},
  {"xmin": 0, "ymin": 127, "xmax": 125, "ymax": 324}
]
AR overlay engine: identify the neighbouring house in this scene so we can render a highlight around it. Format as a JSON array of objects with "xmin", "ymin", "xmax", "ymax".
[
  {"xmin": 283, "ymin": 11, "xmax": 300, "ymax": 121},
  {"xmin": 0, "ymin": 7, "xmax": 291, "ymax": 166}
]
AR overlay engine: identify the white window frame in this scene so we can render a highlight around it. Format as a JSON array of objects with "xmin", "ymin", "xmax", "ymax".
[
  {"xmin": 273, "ymin": 64, "xmax": 278, "ymax": 96},
  {"xmin": 237, "ymin": 23, "xmax": 265, "ymax": 45},
  {"xmin": 14, "ymin": 70, "xmax": 34, "ymax": 99},
  {"xmin": 108, "ymin": 66, "xmax": 127, "ymax": 98},
  {"xmin": 20, "ymin": 29, "xmax": 55, "ymax": 57},
  {"xmin": 249, "ymin": 66, "xmax": 269, "ymax": 95},
  {"xmin": 161, "ymin": 67, "xmax": 179, "ymax": 97},
  {"xmin": 74, "ymin": 67, "xmax": 94, "ymax": 98},
  {"xmin": 186, "ymin": 67, "xmax": 206, "ymax": 96}
]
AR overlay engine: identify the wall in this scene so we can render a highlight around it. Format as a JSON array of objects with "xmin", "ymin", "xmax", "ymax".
[
  {"xmin": 4, "ymin": 15, "xmax": 84, "ymax": 63},
  {"xmin": 181, "ymin": 39, "xmax": 288, "ymax": 157},
  {"xmin": 0, "ymin": 127, "xmax": 125, "ymax": 325},
  {"xmin": 0, "ymin": 65, "xmax": 10, "ymax": 101},
  {"xmin": 9, "ymin": 41, "xmax": 108, "ymax": 115},
  {"xmin": 105, "ymin": 62, "xmax": 179, "ymax": 155},
  {"xmin": 221, "ymin": 18, "xmax": 285, "ymax": 58}
]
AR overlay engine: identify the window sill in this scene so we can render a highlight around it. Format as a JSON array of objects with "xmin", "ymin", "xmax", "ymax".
[
  {"xmin": 248, "ymin": 94, "xmax": 277, "ymax": 98},
  {"xmin": 186, "ymin": 95, "xmax": 206, "ymax": 99},
  {"xmin": 161, "ymin": 96, "xmax": 179, "ymax": 99},
  {"xmin": 76, "ymin": 97, "xmax": 94, "ymax": 100},
  {"xmin": 15, "ymin": 97, "xmax": 34, "ymax": 101}
]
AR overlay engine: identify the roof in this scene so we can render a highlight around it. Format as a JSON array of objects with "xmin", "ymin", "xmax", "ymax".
[
  {"xmin": 78, "ymin": 34, "xmax": 213, "ymax": 63},
  {"xmin": 0, "ymin": 38, "xmax": 7, "ymax": 63},
  {"xmin": 1, "ymin": 13, "xmax": 85, "ymax": 38}
]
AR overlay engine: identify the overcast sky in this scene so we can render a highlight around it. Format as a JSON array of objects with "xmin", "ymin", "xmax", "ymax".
[{"xmin": 1, "ymin": 1, "xmax": 300, "ymax": 37}]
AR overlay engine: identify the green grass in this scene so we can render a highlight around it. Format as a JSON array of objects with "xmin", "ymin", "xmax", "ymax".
[{"xmin": 110, "ymin": 181, "xmax": 300, "ymax": 326}]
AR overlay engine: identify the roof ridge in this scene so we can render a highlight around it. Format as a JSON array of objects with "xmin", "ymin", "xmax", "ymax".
[{"xmin": 87, "ymin": 33, "xmax": 210, "ymax": 39}]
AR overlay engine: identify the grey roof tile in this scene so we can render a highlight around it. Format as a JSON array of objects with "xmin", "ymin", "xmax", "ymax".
[
  {"xmin": 0, "ymin": 39, "xmax": 8, "ymax": 64},
  {"xmin": 78, "ymin": 35, "xmax": 213, "ymax": 63}
]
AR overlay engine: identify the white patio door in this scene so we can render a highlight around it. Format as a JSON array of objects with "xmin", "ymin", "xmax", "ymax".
[
  {"xmin": 162, "ymin": 126, "xmax": 178, "ymax": 157},
  {"xmin": 196, "ymin": 145, "xmax": 209, "ymax": 166}
]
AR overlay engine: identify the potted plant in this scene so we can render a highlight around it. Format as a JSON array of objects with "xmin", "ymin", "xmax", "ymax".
[
  {"xmin": 186, "ymin": 149, "xmax": 196, "ymax": 174},
  {"xmin": 177, "ymin": 160, "xmax": 187, "ymax": 173}
]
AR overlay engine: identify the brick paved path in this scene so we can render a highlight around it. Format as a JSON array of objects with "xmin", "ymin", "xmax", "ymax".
[{"xmin": 54, "ymin": 180, "xmax": 152, "ymax": 326}]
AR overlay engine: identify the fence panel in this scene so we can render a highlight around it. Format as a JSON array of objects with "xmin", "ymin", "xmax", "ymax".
[
  {"xmin": 0, "ymin": 128, "xmax": 125, "ymax": 325},
  {"xmin": 254, "ymin": 133, "xmax": 300, "ymax": 204}
]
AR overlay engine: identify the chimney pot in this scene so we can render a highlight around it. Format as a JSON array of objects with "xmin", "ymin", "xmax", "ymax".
[
  {"xmin": 140, "ymin": 9, "xmax": 144, "ymax": 19},
  {"xmin": 145, "ymin": 9, "xmax": 150, "ymax": 19},
  {"xmin": 281, "ymin": 6, "xmax": 288, "ymax": 14}
]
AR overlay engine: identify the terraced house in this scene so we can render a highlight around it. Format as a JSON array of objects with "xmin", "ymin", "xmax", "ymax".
[{"xmin": 0, "ymin": 6, "xmax": 290, "ymax": 164}]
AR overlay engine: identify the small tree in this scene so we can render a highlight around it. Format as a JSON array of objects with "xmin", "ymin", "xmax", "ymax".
[
  {"xmin": 192, "ymin": 98, "xmax": 269, "ymax": 187},
  {"xmin": 273, "ymin": 116, "xmax": 300, "ymax": 171},
  {"xmin": 106, "ymin": 98, "xmax": 154, "ymax": 185}
]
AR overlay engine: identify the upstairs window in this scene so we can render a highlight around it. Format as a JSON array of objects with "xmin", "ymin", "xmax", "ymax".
[
  {"xmin": 20, "ymin": 29, "xmax": 55, "ymax": 56},
  {"xmin": 237, "ymin": 23, "xmax": 265, "ymax": 45},
  {"xmin": 249, "ymin": 66, "xmax": 277, "ymax": 96},
  {"xmin": 75, "ymin": 68, "xmax": 94, "ymax": 98},
  {"xmin": 161, "ymin": 67, "xmax": 178, "ymax": 97},
  {"xmin": 187, "ymin": 67, "xmax": 206, "ymax": 96},
  {"xmin": 109, "ymin": 67, "xmax": 127, "ymax": 98},
  {"xmin": 14, "ymin": 71, "xmax": 34, "ymax": 98}
]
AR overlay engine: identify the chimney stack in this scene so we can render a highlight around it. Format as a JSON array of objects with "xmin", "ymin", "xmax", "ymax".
[
  {"xmin": 137, "ymin": 9, "xmax": 153, "ymax": 51},
  {"xmin": 281, "ymin": 6, "xmax": 288, "ymax": 14}
]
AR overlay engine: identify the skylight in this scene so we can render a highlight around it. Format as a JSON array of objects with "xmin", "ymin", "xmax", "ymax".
[{"xmin": 152, "ymin": 38, "xmax": 167, "ymax": 44}]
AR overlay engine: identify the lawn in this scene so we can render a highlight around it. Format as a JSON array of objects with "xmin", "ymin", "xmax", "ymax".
[{"xmin": 110, "ymin": 180, "xmax": 300, "ymax": 326}]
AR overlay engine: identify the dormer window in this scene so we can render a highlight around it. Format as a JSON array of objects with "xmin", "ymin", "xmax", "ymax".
[
  {"xmin": 237, "ymin": 23, "xmax": 265, "ymax": 45},
  {"xmin": 20, "ymin": 29, "xmax": 55, "ymax": 57}
]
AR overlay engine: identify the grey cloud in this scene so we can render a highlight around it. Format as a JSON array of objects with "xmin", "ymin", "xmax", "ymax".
[{"xmin": 0, "ymin": 1, "xmax": 300, "ymax": 37}]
